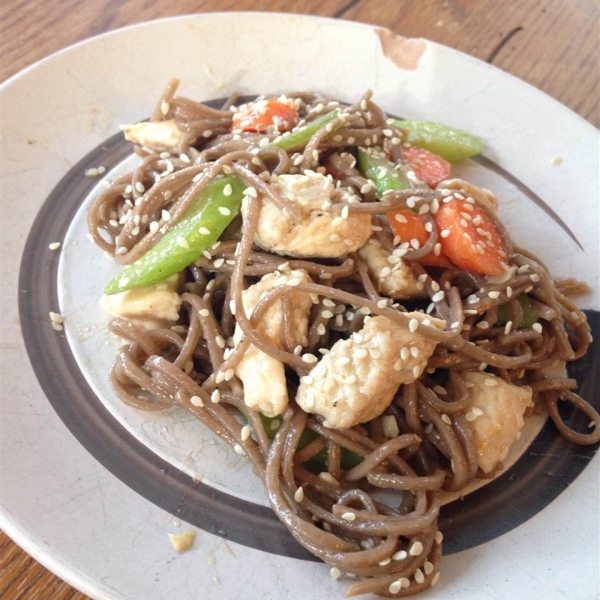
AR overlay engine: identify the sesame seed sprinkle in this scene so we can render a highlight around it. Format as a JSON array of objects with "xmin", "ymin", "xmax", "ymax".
[
  {"xmin": 341, "ymin": 511, "xmax": 356, "ymax": 521},
  {"xmin": 389, "ymin": 581, "xmax": 402, "ymax": 594},
  {"xmin": 190, "ymin": 395, "xmax": 204, "ymax": 407},
  {"xmin": 48, "ymin": 242, "xmax": 61, "ymax": 250},
  {"xmin": 210, "ymin": 389, "xmax": 220, "ymax": 403},
  {"xmin": 409, "ymin": 319, "xmax": 419, "ymax": 333},
  {"xmin": 302, "ymin": 353, "xmax": 318, "ymax": 364},
  {"xmin": 176, "ymin": 236, "xmax": 190, "ymax": 249},
  {"xmin": 414, "ymin": 568, "xmax": 425, "ymax": 584},
  {"xmin": 330, "ymin": 567, "xmax": 341, "ymax": 580},
  {"xmin": 241, "ymin": 425, "xmax": 252, "ymax": 441},
  {"xmin": 532, "ymin": 322, "xmax": 543, "ymax": 333},
  {"xmin": 441, "ymin": 414, "xmax": 452, "ymax": 425},
  {"xmin": 233, "ymin": 444, "xmax": 246, "ymax": 456}
]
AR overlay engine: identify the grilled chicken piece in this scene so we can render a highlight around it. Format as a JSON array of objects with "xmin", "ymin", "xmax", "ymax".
[
  {"xmin": 120, "ymin": 120, "xmax": 184, "ymax": 151},
  {"xmin": 296, "ymin": 314, "xmax": 445, "ymax": 429},
  {"xmin": 246, "ymin": 172, "xmax": 371, "ymax": 258},
  {"xmin": 462, "ymin": 371, "xmax": 533, "ymax": 473},
  {"xmin": 358, "ymin": 237, "xmax": 424, "ymax": 299},
  {"xmin": 438, "ymin": 178, "xmax": 498, "ymax": 213},
  {"xmin": 234, "ymin": 269, "xmax": 316, "ymax": 417},
  {"xmin": 101, "ymin": 274, "xmax": 181, "ymax": 330}
]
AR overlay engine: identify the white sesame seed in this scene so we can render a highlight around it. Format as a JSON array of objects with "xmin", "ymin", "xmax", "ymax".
[
  {"xmin": 440, "ymin": 229, "xmax": 451, "ymax": 238},
  {"xmin": 198, "ymin": 226, "xmax": 211, "ymax": 236},
  {"xmin": 392, "ymin": 550, "xmax": 407, "ymax": 561},
  {"xmin": 176, "ymin": 236, "xmax": 190, "ymax": 249},
  {"xmin": 379, "ymin": 267, "xmax": 392, "ymax": 278},
  {"xmin": 414, "ymin": 568, "xmax": 425, "ymax": 584},
  {"xmin": 233, "ymin": 444, "xmax": 245, "ymax": 456},
  {"xmin": 488, "ymin": 290, "xmax": 500, "ymax": 299},
  {"xmin": 135, "ymin": 182, "xmax": 145, "ymax": 193},
  {"xmin": 211, "ymin": 390, "xmax": 221, "ymax": 403},
  {"xmin": 322, "ymin": 310, "xmax": 334, "ymax": 319},
  {"xmin": 400, "ymin": 347, "xmax": 410, "ymax": 361},
  {"xmin": 199, "ymin": 308, "xmax": 210, "ymax": 317},
  {"xmin": 476, "ymin": 321, "xmax": 489, "ymax": 329},
  {"xmin": 224, "ymin": 368, "xmax": 235, "ymax": 381},
  {"xmin": 190, "ymin": 395, "xmax": 204, "ymax": 407},
  {"xmin": 48, "ymin": 242, "xmax": 61, "ymax": 250},
  {"xmin": 330, "ymin": 567, "xmax": 341, "ymax": 580},
  {"xmin": 218, "ymin": 206, "xmax": 231, "ymax": 216},
  {"xmin": 441, "ymin": 414, "xmax": 452, "ymax": 425},
  {"xmin": 376, "ymin": 299, "xmax": 388, "ymax": 309},
  {"xmin": 389, "ymin": 581, "xmax": 402, "ymax": 594},
  {"xmin": 435, "ymin": 531, "xmax": 443, "ymax": 544},
  {"xmin": 294, "ymin": 487, "xmax": 305, "ymax": 503},
  {"xmin": 431, "ymin": 291, "xmax": 445, "ymax": 303},
  {"xmin": 244, "ymin": 186, "xmax": 258, "ymax": 198},
  {"xmin": 302, "ymin": 354, "xmax": 318, "ymax": 364},
  {"xmin": 410, "ymin": 346, "xmax": 420, "ymax": 358},
  {"xmin": 329, "ymin": 233, "xmax": 341, "ymax": 243},
  {"xmin": 412, "ymin": 365, "xmax": 420, "ymax": 378},
  {"xmin": 485, "ymin": 378, "xmax": 499, "ymax": 387},
  {"xmin": 465, "ymin": 411, "xmax": 478, "ymax": 422},
  {"xmin": 530, "ymin": 273, "xmax": 541, "ymax": 282},
  {"xmin": 341, "ymin": 512, "xmax": 356, "ymax": 521},
  {"xmin": 341, "ymin": 206, "xmax": 349, "ymax": 220},
  {"xmin": 532, "ymin": 323, "xmax": 543, "ymax": 333},
  {"xmin": 241, "ymin": 425, "xmax": 252, "ymax": 441},
  {"xmin": 504, "ymin": 320, "xmax": 513, "ymax": 335},
  {"xmin": 472, "ymin": 407, "xmax": 484, "ymax": 416},
  {"xmin": 431, "ymin": 572, "xmax": 440, "ymax": 587},
  {"xmin": 409, "ymin": 319, "xmax": 418, "ymax": 333}
]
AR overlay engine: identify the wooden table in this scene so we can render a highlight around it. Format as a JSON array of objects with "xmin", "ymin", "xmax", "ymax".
[{"xmin": 0, "ymin": 1, "xmax": 598, "ymax": 598}]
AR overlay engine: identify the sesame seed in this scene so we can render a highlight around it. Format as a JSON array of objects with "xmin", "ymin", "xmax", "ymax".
[
  {"xmin": 476, "ymin": 321, "xmax": 489, "ymax": 329},
  {"xmin": 199, "ymin": 308, "xmax": 210, "ymax": 317},
  {"xmin": 409, "ymin": 319, "xmax": 418, "ymax": 333},
  {"xmin": 412, "ymin": 366, "xmax": 420, "ymax": 378},
  {"xmin": 410, "ymin": 346, "xmax": 420, "ymax": 358},
  {"xmin": 532, "ymin": 323, "xmax": 543, "ymax": 333},
  {"xmin": 389, "ymin": 581, "xmax": 402, "ymax": 594},
  {"xmin": 176, "ymin": 236, "xmax": 190, "ymax": 249},
  {"xmin": 244, "ymin": 187, "xmax": 258, "ymax": 198},
  {"xmin": 392, "ymin": 550, "xmax": 407, "ymax": 560},
  {"xmin": 330, "ymin": 567, "xmax": 341, "ymax": 580},
  {"xmin": 322, "ymin": 310, "xmax": 334, "ymax": 319},
  {"xmin": 218, "ymin": 206, "xmax": 231, "ymax": 216},
  {"xmin": 441, "ymin": 414, "xmax": 452, "ymax": 425},
  {"xmin": 224, "ymin": 368, "xmax": 235, "ymax": 381},
  {"xmin": 379, "ymin": 557, "xmax": 391, "ymax": 566},
  {"xmin": 465, "ymin": 411, "xmax": 478, "ymax": 421},
  {"xmin": 241, "ymin": 425, "xmax": 252, "ymax": 441},
  {"xmin": 135, "ymin": 182, "xmax": 145, "ymax": 193},
  {"xmin": 424, "ymin": 561, "xmax": 434, "ymax": 575},
  {"xmin": 302, "ymin": 354, "xmax": 318, "ymax": 364},
  {"xmin": 161, "ymin": 209, "xmax": 171, "ymax": 221},
  {"xmin": 234, "ymin": 444, "xmax": 246, "ymax": 456},
  {"xmin": 190, "ymin": 395, "xmax": 204, "ymax": 407},
  {"xmin": 472, "ymin": 407, "xmax": 484, "ymax": 416},
  {"xmin": 211, "ymin": 390, "xmax": 221, "ymax": 403},
  {"xmin": 341, "ymin": 512, "xmax": 356, "ymax": 521},
  {"xmin": 504, "ymin": 321, "xmax": 513, "ymax": 335},
  {"xmin": 199, "ymin": 227, "xmax": 211, "ymax": 235},
  {"xmin": 435, "ymin": 531, "xmax": 443, "ymax": 544},
  {"xmin": 401, "ymin": 347, "xmax": 410, "ymax": 360},
  {"xmin": 329, "ymin": 233, "xmax": 341, "ymax": 243},
  {"xmin": 341, "ymin": 206, "xmax": 349, "ymax": 219},
  {"xmin": 48, "ymin": 242, "xmax": 61, "ymax": 250},
  {"xmin": 229, "ymin": 300, "xmax": 236, "ymax": 315},
  {"xmin": 507, "ymin": 286, "xmax": 513, "ymax": 297},
  {"xmin": 379, "ymin": 267, "xmax": 392, "ymax": 278},
  {"xmin": 431, "ymin": 291, "xmax": 445, "ymax": 303},
  {"xmin": 485, "ymin": 378, "xmax": 499, "ymax": 387},
  {"xmin": 377, "ymin": 299, "xmax": 388, "ymax": 309},
  {"xmin": 488, "ymin": 290, "xmax": 500, "ymax": 299},
  {"xmin": 431, "ymin": 572, "xmax": 440, "ymax": 587},
  {"xmin": 414, "ymin": 568, "xmax": 425, "ymax": 584}
]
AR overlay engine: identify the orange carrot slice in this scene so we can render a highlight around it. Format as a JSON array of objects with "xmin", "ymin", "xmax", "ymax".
[
  {"xmin": 403, "ymin": 145, "xmax": 451, "ymax": 188},
  {"xmin": 388, "ymin": 209, "xmax": 451, "ymax": 267},
  {"xmin": 232, "ymin": 100, "xmax": 298, "ymax": 133},
  {"xmin": 434, "ymin": 198, "xmax": 508, "ymax": 275}
]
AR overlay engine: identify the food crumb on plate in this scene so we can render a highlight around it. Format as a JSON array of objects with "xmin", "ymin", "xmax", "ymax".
[{"xmin": 168, "ymin": 530, "xmax": 196, "ymax": 552}]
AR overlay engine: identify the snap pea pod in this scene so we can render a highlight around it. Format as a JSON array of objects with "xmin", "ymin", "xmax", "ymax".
[
  {"xmin": 356, "ymin": 148, "xmax": 411, "ymax": 199},
  {"xmin": 104, "ymin": 177, "xmax": 246, "ymax": 294},
  {"xmin": 259, "ymin": 414, "xmax": 363, "ymax": 470},
  {"xmin": 273, "ymin": 109, "xmax": 342, "ymax": 152},
  {"xmin": 394, "ymin": 120, "xmax": 486, "ymax": 162},
  {"xmin": 496, "ymin": 293, "xmax": 540, "ymax": 329}
]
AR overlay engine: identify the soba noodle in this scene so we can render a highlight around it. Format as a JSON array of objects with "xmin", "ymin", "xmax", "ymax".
[{"xmin": 88, "ymin": 81, "xmax": 600, "ymax": 597}]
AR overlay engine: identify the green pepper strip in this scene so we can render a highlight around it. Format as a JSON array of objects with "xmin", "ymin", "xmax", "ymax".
[
  {"xmin": 357, "ymin": 148, "xmax": 412, "ymax": 199},
  {"xmin": 394, "ymin": 120, "xmax": 486, "ymax": 162},
  {"xmin": 496, "ymin": 293, "xmax": 540, "ymax": 329},
  {"xmin": 273, "ymin": 109, "xmax": 342, "ymax": 152},
  {"xmin": 259, "ymin": 414, "xmax": 363, "ymax": 471},
  {"xmin": 104, "ymin": 177, "xmax": 246, "ymax": 294}
]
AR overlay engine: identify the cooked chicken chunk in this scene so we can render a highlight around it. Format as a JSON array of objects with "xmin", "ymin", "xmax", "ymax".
[
  {"xmin": 438, "ymin": 178, "xmax": 498, "ymax": 213},
  {"xmin": 462, "ymin": 371, "xmax": 533, "ymax": 473},
  {"xmin": 101, "ymin": 274, "xmax": 181, "ymax": 330},
  {"xmin": 120, "ymin": 119, "xmax": 184, "ymax": 151},
  {"xmin": 245, "ymin": 172, "xmax": 371, "ymax": 258},
  {"xmin": 296, "ymin": 314, "xmax": 445, "ymax": 429},
  {"xmin": 234, "ymin": 269, "xmax": 316, "ymax": 417},
  {"xmin": 358, "ymin": 238, "xmax": 423, "ymax": 299}
]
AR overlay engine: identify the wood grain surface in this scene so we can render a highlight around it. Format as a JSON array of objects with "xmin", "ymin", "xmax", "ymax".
[{"xmin": 0, "ymin": 1, "xmax": 598, "ymax": 598}]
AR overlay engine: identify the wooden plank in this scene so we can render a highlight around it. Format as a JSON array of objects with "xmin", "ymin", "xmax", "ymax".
[{"xmin": 344, "ymin": 0, "xmax": 599, "ymax": 125}]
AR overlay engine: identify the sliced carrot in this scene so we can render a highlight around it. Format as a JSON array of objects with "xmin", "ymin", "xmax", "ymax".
[
  {"xmin": 433, "ymin": 199, "xmax": 507, "ymax": 275},
  {"xmin": 387, "ymin": 209, "xmax": 451, "ymax": 267},
  {"xmin": 402, "ymin": 145, "xmax": 451, "ymax": 188},
  {"xmin": 232, "ymin": 100, "xmax": 299, "ymax": 133}
]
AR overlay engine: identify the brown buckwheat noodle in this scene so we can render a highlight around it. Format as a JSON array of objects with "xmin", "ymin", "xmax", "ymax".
[{"xmin": 88, "ymin": 80, "xmax": 600, "ymax": 597}]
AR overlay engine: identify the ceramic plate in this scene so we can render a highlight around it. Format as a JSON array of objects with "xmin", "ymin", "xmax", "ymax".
[{"xmin": 1, "ymin": 12, "xmax": 599, "ymax": 600}]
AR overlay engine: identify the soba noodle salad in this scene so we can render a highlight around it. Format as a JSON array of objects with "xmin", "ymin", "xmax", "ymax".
[{"xmin": 88, "ymin": 80, "xmax": 599, "ymax": 597}]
